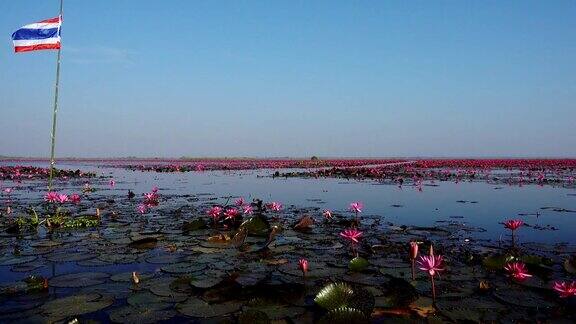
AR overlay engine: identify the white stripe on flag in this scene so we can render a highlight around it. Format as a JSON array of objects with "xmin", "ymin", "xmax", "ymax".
[
  {"xmin": 13, "ymin": 37, "xmax": 60, "ymax": 47},
  {"xmin": 21, "ymin": 22, "xmax": 61, "ymax": 30}
]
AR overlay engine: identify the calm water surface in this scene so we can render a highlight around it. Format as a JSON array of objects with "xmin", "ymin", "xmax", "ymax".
[{"xmin": 3, "ymin": 161, "xmax": 574, "ymax": 244}]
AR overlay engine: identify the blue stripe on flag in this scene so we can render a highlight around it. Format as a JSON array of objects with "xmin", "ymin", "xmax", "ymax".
[{"xmin": 11, "ymin": 28, "xmax": 59, "ymax": 41}]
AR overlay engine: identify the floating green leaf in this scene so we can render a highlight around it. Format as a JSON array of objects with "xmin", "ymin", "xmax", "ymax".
[
  {"xmin": 318, "ymin": 307, "xmax": 369, "ymax": 324},
  {"xmin": 348, "ymin": 257, "xmax": 369, "ymax": 272},
  {"xmin": 314, "ymin": 282, "xmax": 354, "ymax": 311}
]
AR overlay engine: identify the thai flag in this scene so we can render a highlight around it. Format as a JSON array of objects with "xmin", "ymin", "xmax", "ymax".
[{"xmin": 11, "ymin": 16, "xmax": 62, "ymax": 53}]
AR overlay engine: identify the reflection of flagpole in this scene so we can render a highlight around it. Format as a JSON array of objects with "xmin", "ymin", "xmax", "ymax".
[{"xmin": 48, "ymin": 0, "xmax": 64, "ymax": 191}]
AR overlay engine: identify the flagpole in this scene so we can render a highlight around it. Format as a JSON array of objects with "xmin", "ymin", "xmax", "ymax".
[{"xmin": 48, "ymin": 0, "xmax": 63, "ymax": 191}]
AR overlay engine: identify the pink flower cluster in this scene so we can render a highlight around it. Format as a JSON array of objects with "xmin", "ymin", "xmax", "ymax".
[{"xmin": 45, "ymin": 192, "xmax": 82, "ymax": 204}]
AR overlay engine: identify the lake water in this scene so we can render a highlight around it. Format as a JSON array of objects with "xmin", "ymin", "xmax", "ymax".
[{"xmin": 3, "ymin": 161, "xmax": 575, "ymax": 244}]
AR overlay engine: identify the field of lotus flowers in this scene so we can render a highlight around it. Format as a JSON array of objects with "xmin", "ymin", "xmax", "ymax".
[{"xmin": 0, "ymin": 159, "xmax": 575, "ymax": 323}]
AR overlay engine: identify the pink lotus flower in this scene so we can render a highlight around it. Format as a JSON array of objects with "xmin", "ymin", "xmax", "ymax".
[
  {"xmin": 322, "ymin": 209, "xmax": 333, "ymax": 220},
  {"xmin": 349, "ymin": 201, "xmax": 363, "ymax": 213},
  {"xmin": 109, "ymin": 179, "xmax": 116, "ymax": 188},
  {"xmin": 143, "ymin": 188, "xmax": 159, "ymax": 206},
  {"xmin": 207, "ymin": 206, "xmax": 223, "ymax": 220},
  {"xmin": 137, "ymin": 204, "xmax": 148, "ymax": 214},
  {"xmin": 553, "ymin": 281, "xmax": 576, "ymax": 298},
  {"xmin": 340, "ymin": 228, "xmax": 363, "ymax": 243},
  {"xmin": 504, "ymin": 262, "xmax": 532, "ymax": 282},
  {"xmin": 56, "ymin": 194, "xmax": 69, "ymax": 204},
  {"xmin": 70, "ymin": 193, "xmax": 81, "ymax": 204},
  {"xmin": 45, "ymin": 191, "xmax": 59, "ymax": 203},
  {"xmin": 504, "ymin": 219, "xmax": 523, "ymax": 231},
  {"xmin": 267, "ymin": 201, "xmax": 282, "ymax": 212},
  {"xmin": 242, "ymin": 205, "xmax": 253, "ymax": 215},
  {"xmin": 418, "ymin": 254, "xmax": 445, "ymax": 277},
  {"xmin": 224, "ymin": 208, "xmax": 240, "ymax": 220},
  {"xmin": 417, "ymin": 247, "xmax": 445, "ymax": 301},
  {"xmin": 2, "ymin": 188, "xmax": 12, "ymax": 195},
  {"xmin": 235, "ymin": 197, "xmax": 245, "ymax": 206},
  {"xmin": 298, "ymin": 258, "xmax": 309, "ymax": 277}
]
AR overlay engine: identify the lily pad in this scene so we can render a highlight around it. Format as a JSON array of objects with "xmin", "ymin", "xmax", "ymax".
[
  {"xmin": 482, "ymin": 254, "xmax": 515, "ymax": 271},
  {"xmin": 49, "ymin": 272, "xmax": 110, "ymax": 288},
  {"xmin": 240, "ymin": 216, "xmax": 270, "ymax": 236},
  {"xmin": 315, "ymin": 282, "xmax": 354, "ymax": 311},
  {"xmin": 348, "ymin": 257, "xmax": 369, "ymax": 272},
  {"xmin": 145, "ymin": 254, "xmax": 182, "ymax": 264},
  {"xmin": 245, "ymin": 305, "xmax": 306, "ymax": 320},
  {"xmin": 177, "ymin": 298, "xmax": 241, "ymax": 318},
  {"xmin": 128, "ymin": 237, "xmax": 158, "ymax": 249},
  {"xmin": 563, "ymin": 258, "xmax": 576, "ymax": 274},
  {"xmin": 110, "ymin": 271, "xmax": 154, "ymax": 283},
  {"xmin": 161, "ymin": 262, "xmax": 206, "ymax": 274},
  {"xmin": 493, "ymin": 288, "xmax": 555, "ymax": 308},
  {"xmin": 47, "ymin": 251, "xmax": 96, "ymax": 262},
  {"xmin": 0, "ymin": 255, "xmax": 37, "ymax": 266},
  {"xmin": 108, "ymin": 306, "xmax": 177, "ymax": 323},
  {"xmin": 40, "ymin": 293, "xmax": 114, "ymax": 322},
  {"xmin": 238, "ymin": 309, "xmax": 270, "ymax": 324},
  {"xmin": 318, "ymin": 307, "xmax": 369, "ymax": 324},
  {"xmin": 127, "ymin": 291, "xmax": 172, "ymax": 311}
]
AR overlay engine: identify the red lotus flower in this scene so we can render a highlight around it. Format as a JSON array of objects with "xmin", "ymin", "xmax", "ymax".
[
  {"xmin": 56, "ymin": 193, "xmax": 69, "ymax": 204},
  {"xmin": 44, "ymin": 191, "xmax": 59, "ymax": 203},
  {"xmin": 143, "ymin": 191, "xmax": 159, "ymax": 206},
  {"xmin": 207, "ymin": 206, "xmax": 222, "ymax": 220},
  {"xmin": 242, "ymin": 205, "xmax": 253, "ymax": 215},
  {"xmin": 349, "ymin": 201, "xmax": 363, "ymax": 213},
  {"xmin": 298, "ymin": 258, "xmax": 309, "ymax": 276},
  {"xmin": 409, "ymin": 241, "xmax": 419, "ymax": 280},
  {"xmin": 504, "ymin": 219, "xmax": 523, "ymax": 231},
  {"xmin": 504, "ymin": 219, "xmax": 524, "ymax": 247},
  {"xmin": 409, "ymin": 242, "xmax": 419, "ymax": 260},
  {"xmin": 340, "ymin": 228, "xmax": 363, "ymax": 243},
  {"xmin": 504, "ymin": 262, "xmax": 532, "ymax": 282},
  {"xmin": 267, "ymin": 201, "xmax": 282, "ymax": 212},
  {"xmin": 553, "ymin": 281, "xmax": 576, "ymax": 298},
  {"xmin": 70, "ymin": 193, "xmax": 81, "ymax": 204},
  {"xmin": 235, "ymin": 197, "xmax": 245, "ymax": 206},
  {"xmin": 224, "ymin": 208, "xmax": 240, "ymax": 220},
  {"xmin": 137, "ymin": 204, "xmax": 148, "ymax": 214}
]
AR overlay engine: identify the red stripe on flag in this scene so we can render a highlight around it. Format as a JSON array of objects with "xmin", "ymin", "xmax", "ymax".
[
  {"xmin": 14, "ymin": 43, "xmax": 61, "ymax": 53},
  {"xmin": 38, "ymin": 17, "xmax": 61, "ymax": 24}
]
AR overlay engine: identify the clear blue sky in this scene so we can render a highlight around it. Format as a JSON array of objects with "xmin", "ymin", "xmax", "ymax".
[{"xmin": 1, "ymin": 0, "xmax": 575, "ymax": 158}]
